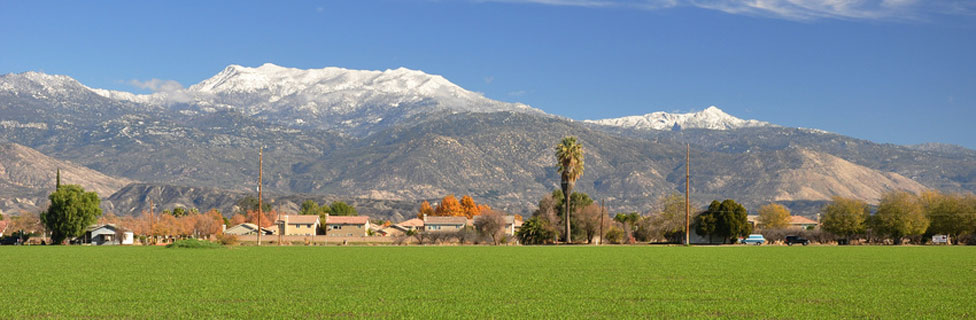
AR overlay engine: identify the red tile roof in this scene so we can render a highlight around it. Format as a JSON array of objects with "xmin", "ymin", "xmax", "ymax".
[
  {"xmin": 283, "ymin": 215, "xmax": 320, "ymax": 225},
  {"xmin": 327, "ymin": 216, "xmax": 370, "ymax": 225}
]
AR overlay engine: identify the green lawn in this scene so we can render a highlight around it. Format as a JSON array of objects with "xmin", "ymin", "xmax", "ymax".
[{"xmin": 1, "ymin": 246, "xmax": 974, "ymax": 319}]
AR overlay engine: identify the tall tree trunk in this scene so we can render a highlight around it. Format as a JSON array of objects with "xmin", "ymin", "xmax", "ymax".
[{"xmin": 562, "ymin": 180, "xmax": 572, "ymax": 244}]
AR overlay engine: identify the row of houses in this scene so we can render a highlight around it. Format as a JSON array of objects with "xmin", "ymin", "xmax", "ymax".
[
  {"xmin": 746, "ymin": 215, "xmax": 820, "ymax": 230},
  {"xmin": 222, "ymin": 214, "xmax": 524, "ymax": 238},
  {"xmin": 72, "ymin": 213, "xmax": 524, "ymax": 245},
  {"xmin": 224, "ymin": 214, "xmax": 374, "ymax": 237}
]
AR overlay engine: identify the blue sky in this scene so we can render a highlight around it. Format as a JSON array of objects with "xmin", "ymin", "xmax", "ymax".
[{"xmin": 1, "ymin": 0, "xmax": 975, "ymax": 148}]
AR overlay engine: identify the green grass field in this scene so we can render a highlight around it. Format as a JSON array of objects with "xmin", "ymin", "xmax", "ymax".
[{"xmin": 1, "ymin": 246, "xmax": 974, "ymax": 319}]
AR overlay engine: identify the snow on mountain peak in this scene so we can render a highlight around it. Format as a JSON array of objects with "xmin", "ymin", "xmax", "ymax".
[{"xmin": 583, "ymin": 106, "xmax": 772, "ymax": 131}]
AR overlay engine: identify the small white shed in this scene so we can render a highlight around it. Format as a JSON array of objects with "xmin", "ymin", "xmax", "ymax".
[{"xmin": 85, "ymin": 224, "xmax": 133, "ymax": 245}]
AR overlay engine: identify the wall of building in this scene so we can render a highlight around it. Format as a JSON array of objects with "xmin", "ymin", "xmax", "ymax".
[
  {"xmin": 424, "ymin": 224, "xmax": 464, "ymax": 232},
  {"xmin": 284, "ymin": 223, "xmax": 318, "ymax": 235},
  {"xmin": 326, "ymin": 224, "xmax": 367, "ymax": 237},
  {"xmin": 236, "ymin": 235, "xmax": 396, "ymax": 244}
]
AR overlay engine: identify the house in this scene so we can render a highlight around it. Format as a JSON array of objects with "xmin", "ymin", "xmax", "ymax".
[
  {"xmin": 396, "ymin": 218, "xmax": 424, "ymax": 232},
  {"xmin": 277, "ymin": 215, "xmax": 320, "ymax": 236},
  {"xmin": 789, "ymin": 216, "xmax": 819, "ymax": 230},
  {"xmin": 504, "ymin": 216, "xmax": 523, "ymax": 236},
  {"xmin": 469, "ymin": 215, "xmax": 523, "ymax": 236},
  {"xmin": 84, "ymin": 224, "xmax": 134, "ymax": 245},
  {"xmin": 225, "ymin": 223, "xmax": 275, "ymax": 236},
  {"xmin": 423, "ymin": 215, "xmax": 466, "ymax": 232},
  {"xmin": 325, "ymin": 215, "xmax": 371, "ymax": 237},
  {"xmin": 747, "ymin": 215, "xmax": 818, "ymax": 230},
  {"xmin": 379, "ymin": 226, "xmax": 405, "ymax": 237}
]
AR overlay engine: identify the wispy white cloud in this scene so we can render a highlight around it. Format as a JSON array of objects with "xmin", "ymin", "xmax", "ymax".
[
  {"xmin": 128, "ymin": 79, "xmax": 193, "ymax": 103},
  {"xmin": 129, "ymin": 79, "xmax": 183, "ymax": 92},
  {"xmin": 474, "ymin": 0, "xmax": 975, "ymax": 21}
]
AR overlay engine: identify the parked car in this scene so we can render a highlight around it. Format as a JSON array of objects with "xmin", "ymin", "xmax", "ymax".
[
  {"xmin": 0, "ymin": 236, "xmax": 21, "ymax": 245},
  {"xmin": 785, "ymin": 235, "xmax": 810, "ymax": 246},
  {"xmin": 741, "ymin": 234, "xmax": 765, "ymax": 245}
]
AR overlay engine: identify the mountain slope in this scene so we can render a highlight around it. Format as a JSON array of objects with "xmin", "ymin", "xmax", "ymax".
[
  {"xmin": 2, "ymin": 68, "xmax": 974, "ymax": 218},
  {"xmin": 584, "ymin": 106, "xmax": 771, "ymax": 131},
  {"xmin": 97, "ymin": 63, "xmax": 542, "ymax": 136},
  {"xmin": 0, "ymin": 142, "xmax": 134, "ymax": 213}
]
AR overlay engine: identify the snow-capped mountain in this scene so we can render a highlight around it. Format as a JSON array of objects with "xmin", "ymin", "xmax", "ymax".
[
  {"xmin": 92, "ymin": 63, "xmax": 542, "ymax": 136},
  {"xmin": 584, "ymin": 106, "xmax": 772, "ymax": 131}
]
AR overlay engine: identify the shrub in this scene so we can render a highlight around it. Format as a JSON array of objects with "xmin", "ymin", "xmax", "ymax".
[
  {"xmin": 216, "ymin": 234, "xmax": 238, "ymax": 246},
  {"xmin": 166, "ymin": 239, "xmax": 223, "ymax": 249},
  {"xmin": 605, "ymin": 227, "xmax": 625, "ymax": 244}
]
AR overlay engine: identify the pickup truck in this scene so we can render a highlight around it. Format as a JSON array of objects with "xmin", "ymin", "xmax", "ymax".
[
  {"xmin": 741, "ymin": 234, "xmax": 765, "ymax": 245},
  {"xmin": 785, "ymin": 235, "xmax": 810, "ymax": 246}
]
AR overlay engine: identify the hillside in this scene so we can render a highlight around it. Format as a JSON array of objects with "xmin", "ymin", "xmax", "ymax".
[
  {"xmin": 0, "ymin": 142, "xmax": 134, "ymax": 213},
  {"xmin": 2, "ymin": 66, "xmax": 974, "ymax": 218}
]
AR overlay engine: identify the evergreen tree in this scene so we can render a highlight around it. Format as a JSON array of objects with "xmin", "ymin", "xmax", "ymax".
[
  {"xmin": 329, "ymin": 201, "xmax": 357, "ymax": 216},
  {"xmin": 41, "ymin": 184, "xmax": 102, "ymax": 244}
]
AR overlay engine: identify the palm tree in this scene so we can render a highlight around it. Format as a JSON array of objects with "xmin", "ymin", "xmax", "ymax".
[{"xmin": 555, "ymin": 136, "xmax": 584, "ymax": 243}]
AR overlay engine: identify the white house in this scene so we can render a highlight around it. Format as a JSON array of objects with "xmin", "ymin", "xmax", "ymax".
[{"xmin": 84, "ymin": 224, "xmax": 134, "ymax": 245}]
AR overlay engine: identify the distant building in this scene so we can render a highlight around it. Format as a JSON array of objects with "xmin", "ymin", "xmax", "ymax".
[
  {"xmin": 277, "ymin": 215, "xmax": 320, "ymax": 236},
  {"xmin": 225, "ymin": 223, "xmax": 275, "ymax": 236},
  {"xmin": 84, "ymin": 224, "xmax": 134, "ymax": 245},
  {"xmin": 747, "ymin": 215, "xmax": 819, "ymax": 230},
  {"xmin": 789, "ymin": 216, "xmax": 819, "ymax": 230},
  {"xmin": 0, "ymin": 220, "xmax": 7, "ymax": 238},
  {"xmin": 378, "ymin": 225, "xmax": 405, "ymax": 237},
  {"xmin": 470, "ymin": 215, "xmax": 524, "ymax": 236},
  {"xmin": 325, "ymin": 215, "xmax": 371, "ymax": 237},
  {"xmin": 423, "ymin": 215, "xmax": 466, "ymax": 232},
  {"xmin": 396, "ymin": 218, "xmax": 424, "ymax": 232},
  {"xmin": 504, "ymin": 216, "xmax": 523, "ymax": 236}
]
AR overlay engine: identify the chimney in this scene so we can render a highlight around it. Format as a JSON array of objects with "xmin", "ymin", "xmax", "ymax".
[
  {"xmin": 324, "ymin": 213, "xmax": 330, "ymax": 236},
  {"xmin": 221, "ymin": 224, "xmax": 226, "ymax": 232}
]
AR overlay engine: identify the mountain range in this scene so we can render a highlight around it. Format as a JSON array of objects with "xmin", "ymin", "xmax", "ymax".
[{"xmin": 1, "ymin": 64, "xmax": 973, "ymax": 221}]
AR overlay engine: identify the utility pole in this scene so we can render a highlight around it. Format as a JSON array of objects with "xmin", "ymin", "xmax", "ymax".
[
  {"xmin": 600, "ymin": 199, "xmax": 605, "ymax": 245},
  {"xmin": 257, "ymin": 147, "xmax": 263, "ymax": 246},
  {"xmin": 276, "ymin": 201, "xmax": 282, "ymax": 246},
  {"xmin": 149, "ymin": 198, "xmax": 155, "ymax": 245},
  {"xmin": 685, "ymin": 144, "xmax": 691, "ymax": 246}
]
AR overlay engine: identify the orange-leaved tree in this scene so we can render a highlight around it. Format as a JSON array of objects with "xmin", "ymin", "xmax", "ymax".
[
  {"xmin": 460, "ymin": 195, "xmax": 482, "ymax": 218},
  {"xmin": 417, "ymin": 200, "xmax": 435, "ymax": 219},
  {"xmin": 246, "ymin": 209, "xmax": 276, "ymax": 228},
  {"xmin": 435, "ymin": 195, "xmax": 463, "ymax": 217},
  {"xmin": 229, "ymin": 213, "xmax": 247, "ymax": 226}
]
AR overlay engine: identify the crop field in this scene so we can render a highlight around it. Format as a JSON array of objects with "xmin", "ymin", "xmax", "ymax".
[{"xmin": 1, "ymin": 246, "xmax": 974, "ymax": 319}]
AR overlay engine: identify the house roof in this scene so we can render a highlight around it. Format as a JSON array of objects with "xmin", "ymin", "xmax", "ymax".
[
  {"xmin": 226, "ymin": 223, "xmax": 275, "ymax": 234},
  {"xmin": 425, "ymin": 216, "xmax": 467, "ymax": 225},
  {"xmin": 87, "ymin": 224, "xmax": 121, "ymax": 232},
  {"xmin": 397, "ymin": 218, "xmax": 424, "ymax": 227},
  {"xmin": 327, "ymin": 216, "xmax": 369, "ymax": 225},
  {"xmin": 504, "ymin": 216, "xmax": 523, "ymax": 227},
  {"xmin": 790, "ymin": 216, "xmax": 818, "ymax": 225},
  {"xmin": 282, "ymin": 215, "xmax": 320, "ymax": 225}
]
